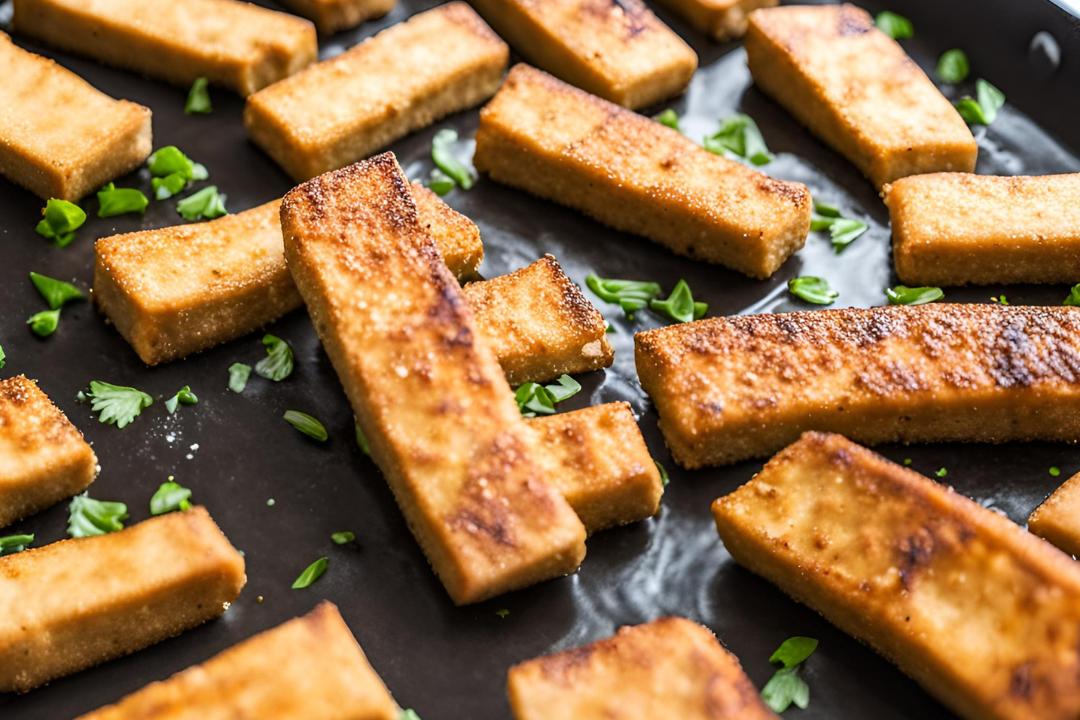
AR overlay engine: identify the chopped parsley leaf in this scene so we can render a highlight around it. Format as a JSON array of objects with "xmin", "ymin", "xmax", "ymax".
[
  {"xmin": 704, "ymin": 113, "xmax": 772, "ymax": 165},
  {"xmin": 650, "ymin": 279, "xmax": 707, "ymax": 324},
  {"xmin": 762, "ymin": 637, "xmax": 818, "ymax": 712},
  {"xmin": 400, "ymin": 710, "xmax": 422, "ymax": 720},
  {"xmin": 886, "ymin": 285, "xmax": 944, "ymax": 306},
  {"xmin": 0, "ymin": 345, "xmax": 5, "ymax": 369},
  {"xmin": 97, "ymin": 183, "xmax": 149, "ymax": 217},
  {"xmin": 655, "ymin": 461, "xmax": 669, "ymax": 487},
  {"xmin": 875, "ymin": 11, "xmax": 913, "ymax": 39},
  {"xmin": 292, "ymin": 557, "xmax": 328, "ymax": 589},
  {"xmin": 165, "ymin": 386, "xmax": 198, "ymax": 414},
  {"xmin": 68, "ymin": 493, "xmax": 129, "ymax": 538},
  {"xmin": 255, "ymin": 334, "xmax": 294, "ymax": 381},
  {"xmin": 654, "ymin": 108, "xmax": 681, "ymax": 132},
  {"xmin": 1065, "ymin": 284, "xmax": 1080, "ymax": 306},
  {"xmin": 788, "ymin": 277, "xmax": 838, "ymax": 305},
  {"xmin": 35, "ymin": 198, "xmax": 86, "ymax": 247},
  {"xmin": 228, "ymin": 362, "xmax": 252, "ymax": 393},
  {"xmin": 955, "ymin": 79, "xmax": 1005, "ymax": 125},
  {"xmin": 937, "ymin": 49, "xmax": 970, "ymax": 83},
  {"xmin": 284, "ymin": 410, "xmax": 328, "ymax": 441},
  {"xmin": 586, "ymin": 274, "xmax": 662, "ymax": 319},
  {"xmin": 810, "ymin": 201, "xmax": 867, "ymax": 253},
  {"xmin": 426, "ymin": 167, "xmax": 456, "ymax": 196},
  {"xmin": 431, "ymin": 128, "xmax": 476, "ymax": 191},
  {"xmin": 148, "ymin": 146, "xmax": 208, "ymax": 182},
  {"xmin": 150, "ymin": 480, "xmax": 193, "ymax": 515},
  {"xmin": 27, "ymin": 309, "xmax": 60, "ymax": 337},
  {"xmin": 495, "ymin": 609, "xmax": 510, "ymax": 619},
  {"xmin": 152, "ymin": 173, "xmax": 188, "ymax": 200},
  {"xmin": 177, "ymin": 185, "xmax": 227, "ymax": 221},
  {"xmin": 936, "ymin": 467, "xmax": 948, "ymax": 478},
  {"xmin": 0, "ymin": 534, "xmax": 33, "ymax": 556},
  {"xmin": 993, "ymin": 295, "xmax": 1010, "ymax": 305},
  {"xmin": 1050, "ymin": 466, "xmax": 1062, "ymax": 477},
  {"xmin": 332, "ymin": 531, "xmax": 355, "ymax": 544},
  {"xmin": 355, "ymin": 420, "xmax": 371, "ymax": 455},
  {"xmin": 515, "ymin": 375, "xmax": 580, "ymax": 417},
  {"xmin": 84, "ymin": 380, "xmax": 153, "ymax": 428},
  {"xmin": 30, "ymin": 272, "xmax": 84, "ymax": 310},
  {"xmin": 185, "ymin": 77, "xmax": 213, "ymax": 114}
]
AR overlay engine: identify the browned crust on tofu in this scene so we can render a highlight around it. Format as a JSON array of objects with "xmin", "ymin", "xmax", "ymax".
[
  {"xmin": 713, "ymin": 432, "xmax": 1080, "ymax": 720},
  {"xmin": 464, "ymin": 255, "xmax": 613, "ymax": 384},
  {"xmin": 244, "ymin": 3, "xmax": 509, "ymax": 181},
  {"xmin": 0, "ymin": 507, "xmax": 246, "ymax": 693},
  {"xmin": 11, "ymin": 0, "xmax": 317, "ymax": 96},
  {"xmin": 1029, "ymin": 472, "xmax": 1080, "ymax": 558},
  {"xmin": 530, "ymin": 402, "xmax": 662, "ymax": 533},
  {"xmin": 651, "ymin": 0, "xmax": 777, "ymax": 41},
  {"xmin": 508, "ymin": 617, "xmax": 779, "ymax": 720},
  {"xmin": 636, "ymin": 304, "xmax": 1080, "ymax": 468},
  {"xmin": 0, "ymin": 376, "xmax": 98, "ymax": 529},
  {"xmin": 75, "ymin": 602, "xmax": 399, "ymax": 720},
  {"xmin": 411, "ymin": 181, "xmax": 484, "ymax": 280},
  {"xmin": 474, "ymin": 64, "xmax": 811, "ymax": 279},
  {"xmin": 886, "ymin": 173, "xmax": 1080, "ymax": 286},
  {"xmin": 275, "ymin": 0, "xmax": 396, "ymax": 35},
  {"xmin": 745, "ymin": 4, "xmax": 976, "ymax": 189},
  {"xmin": 280, "ymin": 153, "xmax": 586, "ymax": 605},
  {"xmin": 468, "ymin": 0, "xmax": 697, "ymax": 109},
  {"xmin": 0, "ymin": 32, "xmax": 152, "ymax": 202}
]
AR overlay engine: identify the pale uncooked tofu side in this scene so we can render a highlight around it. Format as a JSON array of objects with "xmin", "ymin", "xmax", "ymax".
[
  {"xmin": 275, "ymin": 0, "xmax": 396, "ymax": 35},
  {"xmin": 651, "ymin": 0, "xmax": 777, "ymax": 41},
  {"xmin": 1029, "ymin": 472, "xmax": 1080, "ymax": 558}
]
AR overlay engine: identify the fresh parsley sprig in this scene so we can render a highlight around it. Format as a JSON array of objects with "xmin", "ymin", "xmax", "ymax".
[
  {"xmin": 875, "ymin": 11, "xmax": 913, "ymax": 39},
  {"xmin": 788, "ymin": 276, "xmax": 838, "ymax": 305},
  {"xmin": 35, "ymin": 198, "xmax": 86, "ymax": 247},
  {"xmin": 68, "ymin": 493, "xmax": 129, "ymax": 538},
  {"xmin": 586, "ymin": 274, "xmax": 662, "ymax": 318},
  {"xmin": 650, "ymin": 279, "xmax": 707, "ymax": 324},
  {"xmin": 151, "ymin": 480, "xmax": 193, "ymax": 515},
  {"xmin": 0, "ymin": 534, "xmax": 33, "ymax": 557},
  {"xmin": 811, "ymin": 201, "xmax": 867, "ymax": 253},
  {"xmin": 255, "ymin": 334, "xmax": 294, "ymax": 381},
  {"xmin": 84, "ymin": 381, "xmax": 153, "ymax": 428},
  {"xmin": 285, "ymin": 410, "xmax": 328, "ymax": 441},
  {"xmin": 704, "ymin": 114, "xmax": 772, "ymax": 166},
  {"xmin": 515, "ymin": 375, "xmax": 581, "ymax": 418},
  {"xmin": 937, "ymin": 49, "xmax": 970, "ymax": 83},
  {"xmin": 165, "ymin": 386, "xmax": 198, "ymax": 413},
  {"xmin": 292, "ymin": 557, "xmax": 328, "ymax": 589},
  {"xmin": 886, "ymin": 285, "xmax": 943, "ymax": 306},
  {"xmin": 429, "ymin": 128, "xmax": 476, "ymax": 195},
  {"xmin": 955, "ymin": 79, "xmax": 1005, "ymax": 126},
  {"xmin": 97, "ymin": 183, "xmax": 149, "ymax": 217},
  {"xmin": 185, "ymin": 77, "xmax": 213, "ymax": 115},
  {"xmin": 761, "ymin": 637, "xmax": 818, "ymax": 712}
]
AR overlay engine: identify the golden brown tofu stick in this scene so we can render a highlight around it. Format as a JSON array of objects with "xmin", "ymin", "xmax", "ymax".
[
  {"xmin": 530, "ymin": 403, "xmax": 662, "ymax": 534},
  {"xmin": 651, "ymin": 0, "xmax": 777, "ymax": 41},
  {"xmin": 508, "ymin": 617, "xmax": 778, "ymax": 720},
  {"xmin": 886, "ymin": 173, "xmax": 1080, "ymax": 286},
  {"xmin": 0, "ymin": 507, "xmax": 245, "ymax": 693},
  {"xmin": 467, "ymin": 0, "xmax": 697, "ymax": 109},
  {"xmin": 244, "ymin": 3, "xmax": 509, "ymax": 181},
  {"xmin": 275, "ymin": 0, "xmax": 396, "ymax": 35},
  {"xmin": 1029, "ymin": 473, "xmax": 1080, "ymax": 558},
  {"xmin": 474, "ymin": 64, "xmax": 812, "ymax": 279},
  {"xmin": 714, "ymin": 432, "xmax": 1080, "ymax": 720},
  {"xmin": 745, "ymin": 4, "xmax": 976, "ymax": 189},
  {"xmin": 636, "ymin": 304, "xmax": 1080, "ymax": 468},
  {"xmin": 280, "ymin": 153, "xmax": 586, "ymax": 605},
  {"xmin": 10, "ymin": 0, "xmax": 317, "ymax": 96},
  {"xmin": 0, "ymin": 376, "xmax": 98, "ymax": 529},
  {"xmin": 0, "ymin": 32, "xmax": 152, "ymax": 202},
  {"xmin": 464, "ymin": 255, "xmax": 613, "ymax": 385},
  {"xmin": 75, "ymin": 602, "xmax": 398, "ymax": 720}
]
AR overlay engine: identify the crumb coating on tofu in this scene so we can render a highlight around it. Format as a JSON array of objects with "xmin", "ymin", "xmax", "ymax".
[
  {"xmin": 275, "ymin": 0, "xmax": 397, "ymax": 35},
  {"xmin": 1029, "ymin": 472, "xmax": 1080, "ymax": 559},
  {"xmin": 651, "ymin": 0, "xmax": 777, "ymax": 41}
]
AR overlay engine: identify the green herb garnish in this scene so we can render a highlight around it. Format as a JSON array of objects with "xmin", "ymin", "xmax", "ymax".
[
  {"xmin": 655, "ymin": 108, "xmax": 681, "ymax": 132},
  {"xmin": 68, "ymin": 493, "xmax": 129, "ymax": 537},
  {"xmin": 937, "ymin": 49, "xmax": 970, "ymax": 83},
  {"xmin": 1050, "ymin": 466, "xmax": 1062, "ymax": 477},
  {"xmin": 0, "ymin": 345, "xmax": 5, "ymax": 369},
  {"xmin": 30, "ymin": 272, "xmax": 83, "ymax": 310},
  {"xmin": 1065, "ymin": 284, "xmax": 1080, "ymax": 306},
  {"xmin": 431, "ymin": 128, "xmax": 475, "ymax": 191},
  {"xmin": 704, "ymin": 114, "xmax": 772, "ymax": 165},
  {"xmin": 586, "ymin": 274, "xmax": 662, "ymax": 318},
  {"xmin": 355, "ymin": 421, "xmax": 371, "ymax": 455},
  {"xmin": 993, "ymin": 295, "xmax": 1010, "ymax": 305},
  {"xmin": 399, "ymin": 710, "xmax": 422, "ymax": 720},
  {"xmin": 152, "ymin": 173, "xmax": 188, "ymax": 200},
  {"xmin": 332, "ymin": 531, "xmax": 355, "ymax": 544},
  {"xmin": 165, "ymin": 386, "xmax": 198, "ymax": 414},
  {"xmin": 936, "ymin": 467, "xmax": 948, "ymax": 478},
  {"xmin": 650, "ymin": 279, "xmax": 707, "ymax": 324},
  {"xmin": 148, "ymin": 146, "xmax": 208, "ymax": 182},
  {"xmin": 426, "ymin": 168, "xmax": 456, "ymax": 197},
  {"xmin": 150, "ymin": 480, "xmax": 193, "ymax": 515},
  {"xmin": 0, "ymin": 534, "xmax": 34, "ymax": 556},
  {"xmin": 292, "ymin": 557, "xmax": 328, "ymax": 589},
  {"xmin": 84, "ymin": 380, "xmax": 153, "ymax": 428},
  {"xmin": 228, "ymin": 362, "xmax": 252, "ymax": 392},
  {"xmin": 955, "ymin": 79, "xmax": 1005, "ymax": 126},
  {"xmin": 255, "ymin": 334, "xmax": 294, "ymax": 381},
  {"xmin": 185, "ymin": 77, "xmax": 212, "ymax": 114},
  {"xmin": 515, "ymin": 375, "xmax": 581, "ymax": 418},
  {"xmin": 886, "ymin": 285, "xmax": 944, "ymax": 306},
  {"xmin": 177, "ymin": 186, "xmax": 227, "ymax": 221},
  {"xmin": 285, "ymin": 410, "xmax": 328, "ymax": 441},
  {"xmin": 495, "ymin": 609, "xmax": 510, "ymax": 619},
  {"xmin": 875, "ymin": 11, "xmax": 913, "ymax": 39},
  {"xmin": 35, "ymin": 198, "xmax": 86, "ymax": 247},
  {"xmin": 97, "ymin": 183, "xmax": 149, "ymax": 217},
  {"xmin": 788, "ymin": 277, "xmax": 838, "ymax": 305},
  {"xmin": 655, "ymin": 461, "xmax": 669, "ymax": 487},
  {"xmin": 761, "ymin": 637, "xmax": 818, "ymax": 712},
  {"xmin": 810, "ymin": 201, "xmax": 867, "ymax": 253},
  {"xmin": 27, "ymin": 309, "xmax": 60, "ymax": 337}
]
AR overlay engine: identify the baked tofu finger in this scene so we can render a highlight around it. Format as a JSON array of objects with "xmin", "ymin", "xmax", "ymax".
[
  {"xmin": 474, "ymin": 64, "xmax": 812, "ymax": 279},
  {"xmin": 0, "ymin": 376, "xmax": 98, "ymax": 529},
  {"xmin": 745, "ymin": 4, "xmax": 976, "ymax": 189},
  {"xmin": 635, "ymin": 305, "xmax": 1080, "ymax": 468},
  {"xmin": 281, "ymin": 153, "xmax": 586, "ymax": 605},
  {"xmin": 652, "ymin": 0, "xmax": 777, "ymax": 42},
  {"xmin": 467, "ymin": 0, "xmax": 697, "ymax": 110},
  {"xmin": 76, "ymin": 602, "xmax": 399, "ymax": 720},
  {"xmin": 244, "ymin": 3, "xmax": 509, "ymax": 181},
  {"xmin": 0, "ymin": 32, "xmax": 151, "ymax": 202},
  {"xmin": 1029, "ymin": 473, "xmax": 1080, "ymax": 558},
  {"xmin": 10, "ymin": 0, "xmax": 316, "ymax": 96},
  {"xmin": 464, "ymin": 255, "xmax": 613, "ymax": 385},
  {"xmin": 508, "ymin": 617, "xmax": 778, "ymax": 720},
  {"xmin": 886, "ymin": 173, "xmax": 1080, "ymax": 286},
  {"xmin": 530, "ymin": 403, "xmax": 662, "ymax": 534},
  {"xmin": 714, "ymin": 432, "xmax": 1080, "ymax": 720},
  {"xmin": 411, "ymin": 181, "xmax": 484, "ymax": 280},
  {"xmin": 0, "ymin": 507, "xmax": 245, "ymax": 693},
  {"xmin": 275, "ymin": 0, "xmax": 395, "ymax": 36}
]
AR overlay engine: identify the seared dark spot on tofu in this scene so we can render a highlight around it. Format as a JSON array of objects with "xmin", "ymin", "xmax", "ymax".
[{"xmin": 836, "ymin": 5, "xmax": 873, "ymax": 36}]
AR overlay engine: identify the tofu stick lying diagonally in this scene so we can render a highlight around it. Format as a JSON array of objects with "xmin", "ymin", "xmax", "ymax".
[
  {"xmin": 274, "ymin": 0, "xmax": 396, "ymax": 36},
  {"xmin": 636, "ymin": 304, "xmax": 1080, "ymax": 468},
  {"xmin": 0, "ymin": 507, "xmax": 246, "ymax": 693},
  {"xmin": 886, "ymin": 173, "xmax": 1080, "ymax": 286},
  {"xmin": 1029, "ymin": 472, "xmax": 1080, "ymax": 558},
  {"xmin": 10, "ymin": 0, "xmax": 317, "ymax": 96},
  {"xmin": 508, "ymin": 617, "xmax": 779, "ymax": 720},
  {"xmin": 75, "ymin": 602, "xmax": 400, "ymax": 720},
  {"xmin": 0, "ymin": 31, "xmax": 152, "ymax": 202},
  {"xmin": 744, "ymin": 4, "xmax": 976, "ymax": 189},
  {"xmin": 714, "ymin": 432, "xmax": 1080, "ymax": 720},
  {"xmin": 473, "ymin": 64, "xmax": 812, "ymax": 279},
  {"xmin": 650, "ymin": 0, "xmax": 777, "ymax": 42}
]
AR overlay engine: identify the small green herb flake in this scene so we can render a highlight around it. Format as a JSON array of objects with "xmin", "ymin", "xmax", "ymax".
[
  {"xmin": 30, "ymin": 272, "xmax": 84, "ymax": 310},
  {"xmin": 185, "ymin": 77, "xmax": 213, "ymax": 114},
  {"xmin": 788, "ymin": 277, "xmax": 838, "ymax": 305},
  {"xmin": 292, "ymin": 557, "xmax": 328, "ymax": 589},
  {"xmin": 68, "ymin": 493, "xmax": 129, "ymax": 538},
  {"xmin": 955, "ymin": 79, "xmax": 1005, "ymax": 126},
  {"xmin": 267, "ymin": 498, "xmax": 276, "ymax": 506},
  {"xmin": 285, "ymin": 410, "xmax": 328, "ymax": 441},
  {"xmin": 937, "ymin": 49, "xmax": 970, "ymax": 83},
  {"xmin": 177, "ymin": 185, "xmax": 227, "ymax": 221},
  {"xmin": 255, "ymin": 334, "xmax": 294, "ymax": 381},
  {"xmin": 495, "ymin": 608, "xmax": 510, "ymax": 619},
  {"xmin": 903, "ymin": 458, "xmax": 912, "ymax": 466},
  {"xmin": 332, "ymin": 531, "xmax": 355, "ymax": 544},
  {"xmin": 546, "ymin": 374, "xmax": 581, "ymax": 402},
  {"xmin": 936, "ymin": 467, "xmax": 948, "ymax": 478},
  {"xmin": 150, "ymin": 480, "xmax": 193, "ymax": 515},
  {"xmin": 228, "ymin": 363, "xmax": 252, "ymax": 393},
  {"xmin": 993, "ymin": 295, "xmax": 1010, "ymax": 305},
  {"xmin": 810, "ymin": 201, "xmax": 867, "ymax": 252},
  {"xmin": 655, "ymin": 108, "xmax": 681, "ymax": 132},
  {"xmin": 426, "ymin": 167, "xmax": 455, "ymax": 196},
  {"xmin": 1050, "ymin": 466, "xmax": 1062, "ymax": 477},
  {"xmin": 704, "ymin": 113, "xmax": 772, "ymax": 165},
  {"xmin": 515, "ymin": 375, "xmax": 580, "ymax": 417},
  {"xmin": 152, "ymin": 173, "xmax": 188, "ymax": 200},
  {"xmin": 0, "ymin": 345, "xmax": 5, "ymax": 369},
  {"xmin": 762, "ymin": 637, "xmax": 818, "ymax": 713},
  {"xmin": 97, "ymin": 183, "xmax": 149, "ymax": 217},
  {"xmin": 84, "ymin": 380, "xmax": 153, "ymax": 428},
  {"xmin": 585, "ymin": 274, "xmax": 662, "ymax": 318},
  {"xmin": 148, "ymin": 146, "xmax": 208, "ymax": 182},
  {"xmin": 27, "ymin": 309, "xmax": 60, "ymax": 337},
  {"xmin": 875, "ymin": 11, "xmax": 913, "ymax": 39},
  {"xmin": 770, "ymin": 636, "xmax": 818, "ymax": 668},
  {"xmin": 431, "ymin": 128, "xmax": 476, "ymax": 191},
  {"xmin": 399, "ymin": 710, "xmax": 423, "ymax": 720},
  {"xmin": 0, "ymin": 534, "xmax": 34, "ymax": 557},
  {"xmin": 36, "ymin": 198, "xmax": 86, "ymax": 247},
  {"xmin": 165, "ymin": 385, "xmax": 198, "ymax": 414},
  {"xmin": 1065, "ymin": 284, "xmax": 1080, "ymax": 306},
  {"xmin": 886, "ymin": 285, "xmax": 944, "ymax": 306},
  {"xmin": 355, "ymin": 420, "xmax": 371, "ymax": 455},
  {"xmin": 655, "ymin": 460, "xmax": 669, "ymax": 487},
  {"xmin": 650, "ymin": 279, "xmax": 707, "ymax": 323}
]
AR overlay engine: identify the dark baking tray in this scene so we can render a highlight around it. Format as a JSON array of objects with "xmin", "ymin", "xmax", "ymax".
[{"xmin": 2, "ymin": 0, "xmax": 1079, "ymax": 717}]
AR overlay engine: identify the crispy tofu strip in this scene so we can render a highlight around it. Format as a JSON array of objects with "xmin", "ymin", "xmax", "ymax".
[
  {"xmin": 0, "ymin": 376, "xmax": 98, "ymax": 529},
  {"xmin": 1029, "ymin": 473, "xmax": 1080, "ymax": 558},
  {"xmin": 467, "ymin": 0, "xmax": 696, "ymax": 109},
  {"xmin": 76, "ymin": 602, "xmax": 398, "ymax": 720},
  {"xmin": 886, "ymin": 173, "xmax": 1080, "ymax": 286},
  {"xmin": 464, "ymin": 255, "xmax": 613, "ymax": 385},
  {"xmin": 0, "ymin": 32, "xmax": 151, "ymax": 202},
  {"xmin": 275, "ymin": 0, "xmax": 395, "ymax": 35},
  {"xmin": 10, "ymin": 0, "xmax": 316, "ymax": 96},
  {"xmin": 411, "ymin": 181, "xmax": 484, "ymax": 281},
  {"xmin": 530, "ymin": 403, "xmax": 662, "ymax": 534},
  {"xmin": 636, "ymin": 304, "xmax": 1080, "ymax": 468},
  {"xmin": 714, "ymin": 432, "xmax": 1080, "ymax": 720},
  {"xmin": 280, "ymin": 153, "xmax": 586, "ymax": 605},
  {"xmin": 245, "ymin": 3, "xmax": 509, "ymax": 181},
  {"xmin": 651, "ymin": 0, "xmax": 777, "ymax": 41},
  {"xmin": 474, "ymin": 64, "xmax": 811, "ymax": 279},
  {"xmin": 508, "ymin": 617, "xmax": 778, "ymax": 720},
  {"xmin": 0, "ymin": 507, "xmax": 245, "ymax": 693},
  {"xmin": 745, "ymin": 4, "xmax": 976, "ymax": 189}
]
